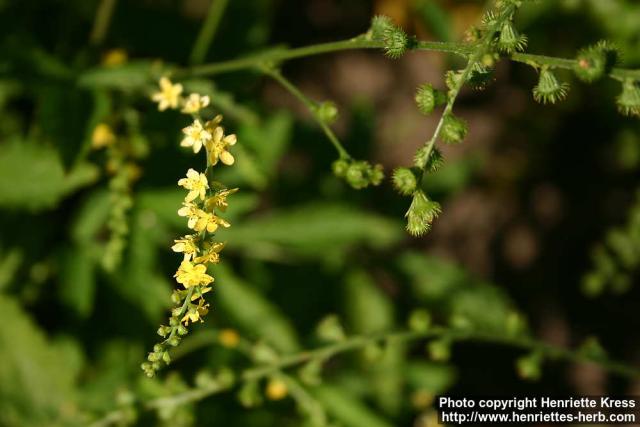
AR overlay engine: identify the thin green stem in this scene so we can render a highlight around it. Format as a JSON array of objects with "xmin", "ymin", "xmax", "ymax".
[
  {"xmin": 90, "ymin": 0, "xmax": 118, "ymax": 46},
  {"xmin": 264, "ymin": 67, "xmax": 350, "ymax": 159},
  {"xmin": 511, "ymin": 52, "xmax": 640, "ymax": 81},
  {"xmin": 189, "ymin": 0, "xmax": 231, "ymax": 65},
  {"xmin": 181, "ymin": 37, "xmax": 468, "ymax": 78}
]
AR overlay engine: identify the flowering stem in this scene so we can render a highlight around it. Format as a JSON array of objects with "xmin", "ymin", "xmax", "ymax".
[
  {"xmin": 263, "ymin": 67, "xmax": 350, "ymax": 159},
  {"xmin": 189, "ymin": 0, "xmax": 231, "ymax": 65},
  {"xmin": 90, "ymin": 326, "xmax": 640, "ymax": 426}
]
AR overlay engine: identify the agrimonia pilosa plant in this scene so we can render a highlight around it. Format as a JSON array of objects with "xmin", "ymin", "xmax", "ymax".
[{"xmin": 121, "ymin": 0, "xmax": 640, "ymax": 375}]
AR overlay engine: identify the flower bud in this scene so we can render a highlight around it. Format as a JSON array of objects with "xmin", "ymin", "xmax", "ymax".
[
  {"xmin": 345, "ymin": 161, "xmax": 368, "ymax": 189},
  {"xmin": 440, "ymin": 114, "xmax": 468, "ymax": 144},
  {"xmin": 515, "ymin": 352, "xmax": 542, "ymax": 381},
  {"xmin": 332, "ymin": 159, "xmax": 349, "ymax": 178},
  {"xmin": 427, "ymin": 339, "xmax": 450, "ymax": 361},
  {"xmin": 316, "ymin": 101, "xmax": 338, "ymax": 124},
  {"xmin": 369, "ymin": 15, "xmax": 394, "ymax": 42},
  {"xmin": 408, "ymin": 309, "xmax": 432, "ymax": 332},
  {"xmin": 316, "ymin": 314, "xmax": 346, "ymax": 342},
  {"xmin": 392, "ymin": 167, "xmax": 418, "ymax": 196}
]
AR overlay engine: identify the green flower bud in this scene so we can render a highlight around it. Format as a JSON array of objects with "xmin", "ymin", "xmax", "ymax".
[
  {"xmin": 497, "ymin": 22, "xmax": 527, "ymax": 53},
  {"xmin": 345, "ymin": 161, "xmax": 368, "ymax": 190},
  {"xmin": 405, "ymin": 190, "xmax": 441, "ymax": 236},
  {"xmin": 316, "ymin": 101, "xmax": 339, "ymax": 125},
  {"xmin": 533, "ymin": 67, "xmax": 569, "ymax": 104},
  {"xmin": 177, "ymin": 324, "xmax": 188, "ymax": 335},
  {"xmin": 153, "ymin": 344, "xmax": 163, "ymax": 353},
  {"xmin": 369, "ymin": 163, "xmax": 384, "ymax": 186},
  {"xmin": 167, "ymin": 336, "xmax": 181, "ymax": 347},
  {"xmin": 238, "ymin": 380, "xmax": 262, "ymax": 408},
  {"xmin": 316, "ymin": 314, "xmax": 346, "ymax": 342},
  {"xmin": 427, "ymin": 339, "xmax": 451, "ymax": 361},
  {"xmin": 617, "ymin": 79, "xmax": 640, "ymax": 117},
  {"xmin": 332, "ymin": 159, "xmax": 349, "ymax": 177},
  {"xmin": 408, "ymin": 309, "xmax": 431, "ymax": 332},
  {"xmin": 162, "ymin": 351, "xmax": 171, "ymax": 364},
  {"xmin": 392, "ymin": 167, "xmax": 418, "ymax": 196},
  {"xmin": 415, "ymin": 84, "xmax": 446, "ymax": 115},
  {"xmin": 440, "ymin": 114, "xmax": 468, "ymax": 144}
]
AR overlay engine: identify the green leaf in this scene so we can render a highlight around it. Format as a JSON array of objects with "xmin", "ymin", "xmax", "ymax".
[
  {"xmin": 405, "ymin": 361, "xmax": 457, "ymax": 393},
  {"xmin": 344, "ymin": 270, "xmax": 394, "ymax": 334},
  {"xmin": 77, "ymin": 61, "xmax": 155, "ymax": 92},
  {"xmin": 313, "ymin": 385, "xmax": 393, "ymax": 427},
  {"xmin": 213, "ymin": 264, "xmax": 300, "ymax": 353},
  {"xmin": 0, "ymin": 294, "xmax": 77, "ymax": 427},
  {"xmin": 0, "ymin": 140, "xmax": 66, "ymax": 211},
  {"xmin": 223, "ymin": 203, "xmax": 403, "ymax": 259},
  {"xmin": 397, "ymin": 252, "xmax": 468, "ymax": 301},
  {"xmin": 58, "ymin": 245, "xmax": 97, "ymax": 317}
]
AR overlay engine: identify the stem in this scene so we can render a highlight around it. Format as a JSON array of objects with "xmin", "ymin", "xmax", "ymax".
[
  {"xmin": 264, "ymin": 67, "xmax": 350, "ymax": 159},
  {"xmin": 189, "ymin": 0, "xmax": 231, "ymax": 65},
  {"xmin": 89, "ymin": 0, "xmax": 118, "ymax": 46},
  {"xmin": 512, "ymin": 52, "xmax": 640, "ymax": 81},
  {"xmin": 181, "ymin": 38, "xmax": 468, "ymax": 77}
]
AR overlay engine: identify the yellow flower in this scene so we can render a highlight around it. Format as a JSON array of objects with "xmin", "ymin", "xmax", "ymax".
[
  {"xmin": 266, "ymin": 379, "xmax": 288, "ymax": 400},
  {"xmin": 207, "ymin": 126, "xmax": 237, "ymax": 166},
  {"xmin": 152, "ymin": 77, "xmax": 183, "ymax": 111},
  {"xmin": 178, "ymin": 202, "xmax": 199, "ymax": 229},
  {"xmin": 182, "ymin": 298, "xmax": 210, "ymax": 325},
  {"xmin": 171, "ymin": 235, "xmax": 198, "ymax": 260},
  {"xmin": 218, "ymin": 329, "xmax": 240, "ymax": 348},
  {"xmin": 194, "ymin": 242, "xmax": 225, "ymax": 264},
  {"xmin": 178, "ymin": 168, "xmax": 209, "ymax": 202},
  {"xmin": 193, "ymin": 210, "xmax": 230, "ymax": 233},
  {"xmin": 174, "ymin": 260, "xmax": 213, "ymax": 288},
  {"xmin": 180, "ymin": 119, "xmax": 212, "ymax": 153},
  {"xmin": 91, "ymin": 123, "xmax": 116, "ymax": 149},
  {"xmin": 181, "ymin": 93, "xmax": 210, "ymax": 114},
  {"xmin": 205, "ymin": 188, "xmax": 238, "ymax": 212}
]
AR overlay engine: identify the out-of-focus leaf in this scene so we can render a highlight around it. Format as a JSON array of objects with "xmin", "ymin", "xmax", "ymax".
[
  {"xmin": 414, "ymin": 0, "xmax": 453, "ymax": 42},
  {"xmin": 223, "ymin": 203, "xmax": 403, "ymax": 259},
  {"xmin": 397, "ymin": 252, "xmax": 468, "ymax": 301},
  {"xmin": 405, "ymin": 361, "xmax": 456, "ymax": 393},
  {"xmin": 182, "ymin": 79, "xmax": 260, "ymax": 125},
  {"xmin": 71, "ymin": 190, "xmax": 111, "ymax": 244},
  {"xmin": 61, "ymin": 162, "xmax": 101, "ymax": 195},
  {"xmin": 0, "ymin": 140, "xmax": 66, "ymax": 211},
  {"xmin": 0, "ymin": 247, "xmax": 22, "ymax": 291},
  {"xmin": 424, "ymin": 157, "xmax": 479, "ymax": 195},
  {"xmin": 239, "ymin": 111, "xmax": 293, "ymax": 175},
  {"xmin": 58, "ymin": 245, "xmax": 96, "ymax": 317},
  {"xmin": 77, "ymin": 61, "xmax": 155, "ymax": 92},
  {"xmin": 213, "ymin": 264, "xmax": 300, "ymax": 353},
  {"xmin": 448, "ymin": 284, "xmax": 519, "ymax": 334},
  {"xmin": 313, "ymin": 384, "xmax": 393, "ymax": 427},
  {"xmin": 0, "ymin": 294, "xmax": 76, "ymax": 427},
  {"xmin": 344, "ymin": 270, "xmax": 403, "ymax": 415}
]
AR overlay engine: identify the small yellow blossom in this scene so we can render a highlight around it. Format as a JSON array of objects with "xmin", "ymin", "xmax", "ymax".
[
  {"xmin": 91, "ymin": 123, "xmax": 116, "ymax": 149},
  {"xmin": 171, "ymin": 235, "xmax": 198, "ymax": 260},
  {"xmin": 178, "ymin": 202, "xmax": 199, "ymax": 228},
  {"xmin": 178, "ymin": 168, "xmax": 209, "ymax": 202},
  {"xmin": 194, "ymin": 242, "xmax": 225, "ymax": 264},
  {"xmin": 152, "ymin": 77, "xmax": 183, "ymax": 111},
  {"xmin": 205, "ymin": 188, "xmax": 238, "ymax": 212},
  {"xmin": 181, "ymin": 93, "xmax": 211, "ymax": 114},
  {"xmin": 174, "ymin": 260, "xmax": 213, "ymax": 288},
  {"xmin": 218, "ymin": 329, "xmax": 240, "ymax": 348},
  {"xmin": 182, "ymin": 298, "xmax": 210, "ymax": 325},
  {"xmin": 193, "ymin": 210, "xmax": 230, "ymax": 233},
  {"xmin": 102, "ymin": 48, "xmax": 128, "ymax": 67},
  {"xmin": 265, "ymin": 379, "xmax": 288, "ymax": 400},
  {"xmin": 181, "ymin": 120, "xmax": 212, "ymax": 154},
  {"xmin": 207, "ymin": 126, "xmax": 237, "ymax": 166}
]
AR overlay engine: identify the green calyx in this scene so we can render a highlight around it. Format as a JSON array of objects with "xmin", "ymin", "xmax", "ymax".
[{"xmin": 533, "ymin": 68, "xmax": 569, "ymax": 104}]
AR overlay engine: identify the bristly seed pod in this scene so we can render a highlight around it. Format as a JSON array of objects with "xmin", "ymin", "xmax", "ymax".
[
  {"xmin": 415, "ymin": 84, "xmax": 446, "ymax": 115},
  {"xmin": 405, "ymin": 190, "xmax": 441, "ymax": 236},
  {"xmin": 617, "ymin": 79, "xmax": 640, "ymax": 117},
  {"xmin": 574, "ymin": 41, "xmax": 618, "ymax": 83},
  {"xmin": 441, "ymin": 114, "xmax": 468, "ymax": 144},
  {"xmin": 532, "ymin": 67, "xmax": 569, "ymax": 104},
  {"xmin": 497, "ymin": 21, "xmax": 528, "ymax": 54},
  {"xmin": 392, "ymin": 167, "xmax": 418, "ymax": 196},
  {"xmin": 383, "ymin": 25, "xmax": 409, "ymax": 59}
]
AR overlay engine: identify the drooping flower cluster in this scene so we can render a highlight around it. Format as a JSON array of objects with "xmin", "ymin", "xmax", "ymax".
[{"xmin": 142, "ymin": 77, "xmax": 238, "ymax": 377}]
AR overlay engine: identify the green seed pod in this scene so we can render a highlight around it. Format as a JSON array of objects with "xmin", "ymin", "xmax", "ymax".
[
  {"xmin": 440, "ymin": 114, "xmax": 468, "ymax": 144},
  {"xmin": 383, "ymin": 26, "xmax": 408, "ymax": 59},
  {"xmin": 345, "ymin": 161, "xmax": 369, "ymax": 189},
  {"xmin": 369, "ymin": 15, "xmax": 394, "ymax": 42},
  {"xmin": 369, "ymin": 163, "xmax": 384, "ymax": 186},
  {"xmin": 497, "ymin": 22, "xmax": 527, "ymax": 53},
  {"xmin": 532, "ymin": 67, "xmax": 569, "ymax": 104},
  {"xmin": 415, "ymin": 84, "xmax": 446, "ymax": 115},
  {"xmin": 617, "ymin": 79, "xmax": 640, "ymax": 117},
  {"xmin": 405, "ymin": 190, "xmax": 441, "ymax": 236},
  {"xmin": 574, "ymin": 46, "xmax": 607, "ymax": 83},
  {"xmin": 392, "ymin": 167, "xmax": 418, "ymax": 196},
  {"xmin": 316, "ymin": 101, "xmax": 338, "ymax": 125},
  {"xmin": 332, "ymin": 159, "xmax": 349, "ymax": 178}
]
